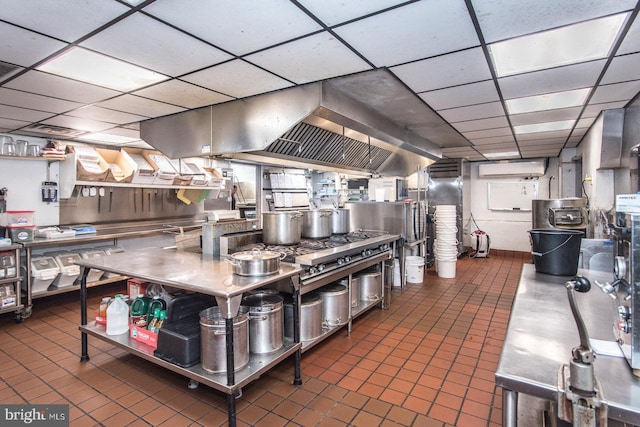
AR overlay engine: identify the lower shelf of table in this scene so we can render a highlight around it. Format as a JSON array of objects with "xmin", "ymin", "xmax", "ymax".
[{"xmin": 79, "ymin": 322, "xmax": 301, "ymax": 395}]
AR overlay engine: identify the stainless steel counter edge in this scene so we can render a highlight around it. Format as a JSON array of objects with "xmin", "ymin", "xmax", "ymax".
[
  {"xmin": 21, "ymin": 220, "xmax": 209, "ymax": 248},
  {"xmin": 495, "ymin": 264, "xmax": 640, "ymax": 425},
  {"xmin": 73, "ymin": 247, "xmax": 302, "ymax": 299}
]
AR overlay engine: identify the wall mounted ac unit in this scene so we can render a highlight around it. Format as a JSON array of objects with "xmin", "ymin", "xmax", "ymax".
[{"xmin": 478, "ymin": 160, "xmax": 546, "ymax": 178}]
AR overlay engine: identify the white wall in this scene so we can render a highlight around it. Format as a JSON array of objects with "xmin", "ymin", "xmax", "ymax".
[
  {"xmin": 466, "ymin": 159, "xmax": 559, "ymax": 252},
  {"xmin": 0, "ymin": 135, "xmax": 60, "ymax": 227}
]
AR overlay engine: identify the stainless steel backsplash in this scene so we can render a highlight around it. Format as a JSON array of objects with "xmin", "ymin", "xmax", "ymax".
[{"xmin": 59, "ymin": 186, "xmax": 204, "ymax": 225}]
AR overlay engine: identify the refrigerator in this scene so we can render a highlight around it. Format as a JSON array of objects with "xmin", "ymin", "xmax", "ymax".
[{"xmin": 345, "ymin": 200, "xmax": 427, "ymax": 288}]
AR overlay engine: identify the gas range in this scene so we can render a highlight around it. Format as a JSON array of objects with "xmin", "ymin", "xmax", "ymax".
[{"xmin": 220, "ymin": 230, "xmax": 399, "ymax": 284}]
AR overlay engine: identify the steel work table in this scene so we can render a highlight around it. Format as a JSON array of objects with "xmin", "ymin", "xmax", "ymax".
[
  {"xmin": 496, "ymin": 264, "xmax": 640, "ymax": 426},
  {"xmin": 76, "ymin": 247, "xmax": 303, "ymax": 427}
]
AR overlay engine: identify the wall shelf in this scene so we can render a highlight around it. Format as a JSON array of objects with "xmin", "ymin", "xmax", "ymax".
[{"xmin": 0, "ymin": 155, "xmax": 65, "ymax": 161}]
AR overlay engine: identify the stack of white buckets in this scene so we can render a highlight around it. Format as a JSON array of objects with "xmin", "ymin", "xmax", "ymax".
[{"xmin": 434, "ymin": 205, "xmax": 458, "ymax": 278}]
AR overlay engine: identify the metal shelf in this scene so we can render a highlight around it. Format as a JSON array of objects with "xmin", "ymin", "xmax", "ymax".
[
  {"xmin": 30, "ymin": 276, "xmax": 128, "ymax": 299},
  {"xmin": 80, "ymin": 322, "xmax": 301, "ymax": 394}
]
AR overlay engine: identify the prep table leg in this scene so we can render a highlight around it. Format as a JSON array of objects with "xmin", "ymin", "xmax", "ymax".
[
  {"xmin": 293, "ymin": 287, "xmax": 302, "ymax": 386},
  {"xmin": 225, "ymin": 317, "xmax": 236, "ymax": 427},
  {"xmin": 80, "ymin": 268, "xmax": 90, "ymax": 362},
  {"xmin": 502, "ymin": 388, "xmax": 518, "ymax": 427}
]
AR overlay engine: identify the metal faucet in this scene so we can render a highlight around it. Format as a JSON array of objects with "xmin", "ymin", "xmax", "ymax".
[{"xmin": 557, "ymin": 276, "xmax": 608, "ymax": 426}]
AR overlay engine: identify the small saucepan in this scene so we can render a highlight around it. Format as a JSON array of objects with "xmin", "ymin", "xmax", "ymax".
[{"xmin": 227, "ymin": 248, "xmax": 285, "ymax": 276}]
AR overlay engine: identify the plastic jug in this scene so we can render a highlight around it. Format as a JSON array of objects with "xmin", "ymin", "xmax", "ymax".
[{"xmin": 106, "ymin": 294, "xmax": 129, "ymax": 335}]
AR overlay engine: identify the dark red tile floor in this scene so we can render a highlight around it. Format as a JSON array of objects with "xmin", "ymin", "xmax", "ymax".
[{"xmin": 0, "ymin": 250, "xmax": 529, "ymax": 426}]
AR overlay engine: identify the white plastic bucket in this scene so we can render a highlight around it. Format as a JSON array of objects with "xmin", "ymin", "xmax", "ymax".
[
  {"xmin": 437, "ymin": 259, "xmax": 456, "ymax": 278},
  {"xmin": 375, "ymin": 188, "xmax": 386, "ymax": 202},
  {"xmin": 406, "ymin": 256, "xmax": 425, "ymax": 283}
]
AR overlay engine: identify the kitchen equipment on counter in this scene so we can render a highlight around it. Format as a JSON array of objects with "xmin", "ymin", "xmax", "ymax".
[
  {"xmin": 243, "ymin": 293, "xmax": 284, "ymax": 354},
  {"xmin": 262, "ymin": 211, "xmax": 303, "ymax": 245},
  {"xmin": 227, "ymin": 249, "xmax": 284, "ymax": 276},
  {"xmin": 532, "ymin": 198, "xmax": 588, "ymax": 237},
  {"xmin": 34, "ymin": 227, "xmax": 76, "ymax": 239},
  {"xmin": 331, "ymin": 208, "xmax": 350, "ymax": 234},
  {"xmin": 302, "ymin": 209, "xmax": 332, "ymax": 238},
  {"xmin": 529, "ymin": 229, "xmax": 583, "ymax": 276},
  {"xmin": 318, "ymin": 283, "xmax": 349, "ymax": 328},
  {"xmin": 601, "ymin": 211, "xmax": 640, "ymax": 376},
  {"xmin": 200, "ymin": 306, "xmax": 249, "ymax": 373}
]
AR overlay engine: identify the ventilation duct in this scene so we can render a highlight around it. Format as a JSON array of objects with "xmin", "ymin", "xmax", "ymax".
[{"xmin": 140, "ymin": 69, "xmax": 442, "ymax": 177}]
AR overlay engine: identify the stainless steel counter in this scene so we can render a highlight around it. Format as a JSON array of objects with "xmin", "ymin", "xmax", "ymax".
[
  {"xmin": 76, "ymin": 247, "xmax": 303, "ymax": 427},
  {"xmin": 74, "ymin": 247, "xmax": 301, "ymax": 303},
  {"xmin": 496, "ymin": 264, "xmax": 640, "ymax": 425}
]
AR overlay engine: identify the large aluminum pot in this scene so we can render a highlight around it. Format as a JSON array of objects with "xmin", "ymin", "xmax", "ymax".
[
  {"xmin": 200, "ymin": 306, "xmax": 249, "ymax": 373},
  {"xmin": 331, "ymin": 208, "xmax": 350, "ymax": 234},
  {"xmin": 262, "ymin": 211, "xmax": 303, "ymax": 245},
  {"xmin": 318, "ymin": 284, "xmax": 349, "ymax": 328},
  {"xmin": 227, "ymin": 248, "xmax": 285, "ymax": 276},
  {"xmin": 302, "ymin": 209, "xmax": 332, "ymax": 238},
  {"xmin": 243, "ymin": 294, "xmax": 284, "ymax": 354}
]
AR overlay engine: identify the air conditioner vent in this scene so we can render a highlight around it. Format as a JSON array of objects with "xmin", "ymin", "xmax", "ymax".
[
  {"xmin": 428, "ymin": 159, "xmax": 461, "ymax": 178},
  {"xmin": 23, "ymin": 124, "xmax": 86, "ymax": 137}
]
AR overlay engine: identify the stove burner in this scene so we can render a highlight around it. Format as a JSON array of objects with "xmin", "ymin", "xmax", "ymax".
[{"xmin": 232, "ymin": 231, "xmax": 388, "ymax": 264}]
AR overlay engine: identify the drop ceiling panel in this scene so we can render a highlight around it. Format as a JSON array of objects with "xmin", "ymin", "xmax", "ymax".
[
  {"xmin": 0, "ymin": 0, "xmax": 129, "ymax": 42},
  {"xmin": 520, "ymin": 148, "xmax": 562, "ymax": 156},
  {"xmin": 0, "ymin": 88, "xmax": 82, "ymax": 113},
  {"xmin": 472, "ymin": 0, "xmax": 636, "ymax": 43},
  {"xmin": 392, "ymin": 48, "xmax": 492, "ymax": 93},
  {"xmin": 576, "ymin": 117, "xmax": 598, "ymax": 129},
  {"xmin": 463, "ymin": 127, "xmax": 513, "ymax": 139},
  {"xmin": 5, "ymin": 71, "xmax": 121, "ymax": 104},
  {"xmin": 590, "ymin": 80, "xmax": 640, "ymax": 104},
  {"xmin": 509, "ymin": 107, "xmax": 582, "ymax": 126},
  {"xmin": 601, "ymin": 52, "xmax": 640, "ymax": 84},
  {"xmin": 0, "ymin": 23, "xmax": 67, "ymax": 68},
  {"xmin": 334, "ymin": 0, "xmax": 479, "ymax": 67},
  {"xmin": 0, "ymin": 117, "xmax": 30, "ymax": 132},
  {"xmin": 98, "ymin": 126, "xmax": 140, "ymax": 140},
  {"xmin": 144, "ymin": 0, "xmax": 322, "ymax": 56},
  {"xmin": 470, "ymin": 135, "xmax": 516, "ymax": 145},
  {"xmin": 42, "ymin": 115, "xmax": 115, "ymax": 133},
  {"xmin": 297, "ymin": 0, "xmax": 408, "ymax": 26},
  {"xmin": 181, "ymin": 60, "xmax": 292, "ymax": 98},
  {"xmin": 498, "ymin": 61, "xmax": 606, "ymax": 99},
  {"xmin": 95, "ymin": 94, "xmax": 186, "ymax": 118},
  {"xmin": 472, "ymin": 142, "xmax": 518, "ymax": 150},
  {"xmin": 80, "ymin": 13, "xmax": 234, "ymax": 77},
  {"xmin": 583, "ymin": 101, "xmax": 628, "ymax": 117},
  {"xmin": 419, "ymin": 80, "xmax": 498, "ymax": 110},
  {"xmin": 66, "ymin": 105, "xmax": 147, "ymax": 124},
  {"xmin": 134, "ymin": 80, "xmax": 233, "ymax": 109},
  {"xmin": 245, "ymin": 32, "xmax": 371, "ymax": 84},
  {"xmin": 0, "ymin": 105, "xmax": 55, "ymax": 122},
  {"xmin": 516, "ymin": 130, "xmax": 571, "ymax": 141},
  {"xmin": 566, "ymin": 136, "xmax": 583, "ymax": 147},
  {"xmin": 617, "ymin": 16, "xmax": 640, "ymax": 55},
  {"xmin": 452, "ymin": 116, "xmax": 510, "ymax": 132},
  {"xmin": 518, "ymin": 138, "xmax": 566, "ymax": 146},
  {"xmin": 439, "ymin": 102, "xmax": 505, "ymax": 123}
]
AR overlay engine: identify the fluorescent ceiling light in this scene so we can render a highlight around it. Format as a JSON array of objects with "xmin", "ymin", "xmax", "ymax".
[
  {"xmin": 506, "ymin": 88, "xmax": 590, "ymax": 114},
  {"xmin": 489, "ymin": 13, "xmax": 628, "ymax": 77},
  {"xmin": 79, "ymin": 132, "xmax": 140, "ymax": 144},
  {"xmin": 37, "ymin": 47, "xmax": 167, "ymax": 91},
  {"xmin": 514, "ymin": 120, "xmax": 575, "ymax": 134},
  {"xmin": 484, "ymin": 151, "xmax": 520, "ymax": 158}
]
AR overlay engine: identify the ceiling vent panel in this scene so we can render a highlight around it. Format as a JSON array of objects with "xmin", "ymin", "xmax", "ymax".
[
  {"xmin": 428, "ymin": 159, "xmax": 463, "ymax": 178},
  {"xmin": 22, "ymin": 124, "xmax": 86, "ymax": 137}
]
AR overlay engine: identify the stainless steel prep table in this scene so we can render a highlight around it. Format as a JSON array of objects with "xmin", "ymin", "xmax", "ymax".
[
  {"xmin": 496, "ymin": 264, "xmax": 640, "ymax": 426},
  {"xmin": 76, "ymin": 247, "xmax": 303, "ymax": 427},
  {"xmin": 19, "ymin": 220, "xmax": 204, "ymax": 315}
]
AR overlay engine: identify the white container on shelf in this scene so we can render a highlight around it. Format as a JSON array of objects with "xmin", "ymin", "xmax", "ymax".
[
  {"xmin": 28, "ymin": 256, "xmax": 60, "ymax": 293},
  {"xmin": 106, "ymin": 294, "xmax": 129, "ymax": 335}
]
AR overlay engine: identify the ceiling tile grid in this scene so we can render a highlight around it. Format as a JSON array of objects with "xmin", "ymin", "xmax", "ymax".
[{"xmin": 0, "ymin": 0, "xmax": 639, "ymax": 162}]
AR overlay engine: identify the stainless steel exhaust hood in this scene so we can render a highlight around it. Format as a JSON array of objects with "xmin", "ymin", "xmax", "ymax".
[{"xmin": 140, "ymin": 69, "xmax": 443, "ymax": 177}]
